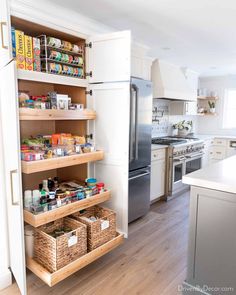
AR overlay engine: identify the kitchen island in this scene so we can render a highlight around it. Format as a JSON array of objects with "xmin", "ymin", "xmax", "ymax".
[{"xmin": 182, "ymin": 156, "xmax": 236, "ymax": 295}]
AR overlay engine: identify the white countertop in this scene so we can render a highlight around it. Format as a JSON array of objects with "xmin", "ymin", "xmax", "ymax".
[
  {"xmin": 195, "ymin": 134, "xmax": 236, "ymax": 140},
  {"xmin": 183, "ymin": 155, "xmax": 236, "ymax": 194},
  {"xmin": 152, "ymin": 144, "xmax": 168, "ymax": 150}
]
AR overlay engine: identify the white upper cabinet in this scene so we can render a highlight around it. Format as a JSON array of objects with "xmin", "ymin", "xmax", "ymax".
[
  {"xmin": 87, "ymin": 31, "xmax": 131, "ymax": 83},
  {"xmin": 0, "ymin": 61, "xmax": 26, "ymax": 295},
  {"xmin": 0, "ymin": 0, "xmax": 11, "ymax": 69}
]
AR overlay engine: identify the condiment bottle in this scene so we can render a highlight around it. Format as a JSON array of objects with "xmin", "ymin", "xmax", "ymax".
[
  {"xmin": 24, "ymin": 190, "xmax": 32, "ymax": 209},
  {"xmin": 32, "ymin": 190, "xmax": 40, "ymax": 205}
]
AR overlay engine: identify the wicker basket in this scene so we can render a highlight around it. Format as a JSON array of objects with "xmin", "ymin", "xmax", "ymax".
[
  {"xmin": 71, "ymin": 206, "xmax": 116, "ymax": 251},
  {"xmin": 34, "ymin": 217, "xmax": 87, "ymax": 272}
]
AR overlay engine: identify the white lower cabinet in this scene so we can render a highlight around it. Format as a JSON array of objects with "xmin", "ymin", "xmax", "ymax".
[{"xmin": 151, "ymin": 149, "xmax": 166, "ymax": 201}]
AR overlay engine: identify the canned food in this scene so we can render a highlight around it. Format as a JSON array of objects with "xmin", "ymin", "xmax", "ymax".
[
  {"xmin": 72, "ymin": 44, "xmax": 79, "ymax": 53},
  {"xmin": 47, "ymin": 37, "xmax": 61, "ymax": 48},
  {"xmin": 49, "ymin": 50, "xmax": 61, "ymax": 61},
  {"xmin": 61, "ymin": 40, "xmax": 72, "ymax": 51},
  {"xmin": 61, "ymin": 53, "xmax": 69, "ymax": 63}
]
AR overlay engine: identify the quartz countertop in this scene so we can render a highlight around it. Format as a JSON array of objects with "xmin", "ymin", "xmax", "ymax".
[
  {"xmin": 151, "ymin": 144, "xmax": 168, "ymax": 150},
  {"xmin": 183, "ymin": 155, "xmax": 236, "ymax": 194},
  {"xmin": 195, "ymin": 134, "xmax": 236, "ymax": 140}
]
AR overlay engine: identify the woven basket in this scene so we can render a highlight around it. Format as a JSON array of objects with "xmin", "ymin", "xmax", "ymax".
[
  {"xmin": 71, "ymin": 206, "xmax": 116, "ymax": 251},
  {"xmin": 34, "ymin": 217, "xmax": 87, "ymax": 272}
]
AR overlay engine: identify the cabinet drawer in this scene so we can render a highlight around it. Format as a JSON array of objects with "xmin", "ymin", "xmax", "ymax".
[
  {"xmin": 213, "ymin": 138, "xmax": 227, "ymax": 146},
  {"xmin": 151, "ymin": 149, "xmax": 166, "ymax": 161},
  {"xmin": 209, "ymin": 147, "xmax": 226, "ymax": 160}
]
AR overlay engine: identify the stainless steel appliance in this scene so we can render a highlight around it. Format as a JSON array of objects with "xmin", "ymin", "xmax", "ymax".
[
  {"xmin": 152, "ymin": 137, "xmax": 204, "ymax": 199},
  {"xmin": 128, "ymin": 78, "xmax": 152, "ymax": 223}
]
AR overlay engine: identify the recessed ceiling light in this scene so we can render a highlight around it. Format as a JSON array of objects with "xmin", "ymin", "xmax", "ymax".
[
  {"xmin": 210, "ymin": 66, "xmax": 217, "ymax": 69},
  {"xmin": 161, "ymin": 47, "xmax": 171, "ymax": 50}
]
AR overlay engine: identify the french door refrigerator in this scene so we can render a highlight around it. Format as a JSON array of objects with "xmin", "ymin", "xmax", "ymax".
[{"xmin": 128, "ymin": 77, "xmax": 152, "ymax": 223}]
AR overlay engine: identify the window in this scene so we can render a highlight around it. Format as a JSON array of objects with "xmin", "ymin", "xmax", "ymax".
[{"xmin": 223, "ymin": 89, "xmax": 236, "ymax": 129}]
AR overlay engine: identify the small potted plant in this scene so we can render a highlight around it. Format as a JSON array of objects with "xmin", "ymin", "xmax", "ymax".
[
  {"xmin": 208, "ymin": 101, "xmax": 216, "ymax": 113},
  {"xmin": 173, "ymin": 120, "xmax": 193, "ymax": 136}
]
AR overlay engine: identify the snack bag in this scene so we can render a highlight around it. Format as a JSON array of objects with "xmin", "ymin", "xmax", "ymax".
[
  {"xmin": 24, "ymin": 35, "xmax": 33, "ymax": 71},
  {"xmin": 15, "ymin": 30, "xmax": 25, "ymax": 69},
  {"xmin": 11, "ymin": 27, "xmax": 16, "ymax": 58}
]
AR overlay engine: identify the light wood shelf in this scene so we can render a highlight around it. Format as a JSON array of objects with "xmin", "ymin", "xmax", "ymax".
[
  {"xmin": 17, "ymin": 69, "xmax": 88, "ymax": 88},
  {"xmin": 197, "ymin": 96, "xmax": 218, "ymax": 100},
  {"xmin": 197, "ymin": 112, "xmax": 218, "ymax": 116},
  {"xmin": 26, "ymin": 232, "xmax": 124, "ymax": 286},
  {"xmin": 24, "ymin": 190, "xmax": 111, "ymax": 227},
  {"xmin": 19, "ymin": 108, "xmax": 96, "ymax": 121},
  {"xmin": 22, "ymin": 151, "xmax": 104, "ymax": 174}
]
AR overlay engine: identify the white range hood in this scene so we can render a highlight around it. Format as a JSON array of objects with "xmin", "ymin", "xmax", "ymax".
[{"xmin": 151, "ymin": 59, "xmax": 198, "ymax": 101}]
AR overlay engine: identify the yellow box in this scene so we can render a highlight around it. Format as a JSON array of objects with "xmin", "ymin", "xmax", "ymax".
[
  {"xmin": 24, "ymin": 35, "xmax": 33, "ymax": 71},
  {"xmin": 15, "ymin": 30, "xmax": 25, "ymax": 70}
]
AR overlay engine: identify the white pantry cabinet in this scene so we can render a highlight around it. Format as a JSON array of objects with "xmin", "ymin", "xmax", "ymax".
[
  {"xmin": 0, "ymin": 61, "xmax": 26, "ymax": 295},
  {"xmin": 150, "ymin": 148, "xmax": 166, "ymax": 201},
  {"xmin": 1, "ymin": 10, "xmax": 131, "ymax": 294},
  {"xmin": 0, "ymin": 0, "xmax": 11, "ymax": 69}
]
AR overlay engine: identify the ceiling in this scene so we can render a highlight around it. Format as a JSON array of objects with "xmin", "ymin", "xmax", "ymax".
[{"xmin": 49, "ymin": 0, "xmax": 236, "ymax": 76}]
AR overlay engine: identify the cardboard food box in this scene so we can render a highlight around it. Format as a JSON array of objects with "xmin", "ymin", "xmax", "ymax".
[
  {"xmin": 24, "ymin": 35, "xmax": 33, "ymax": 71},
  {"xmin": 15, "ymin": 30, "xmax": 25, "ymax": 70},
  {"xmin": 33, "ymin": 37, "xmax": 41, "ymax": 72},
  {"xmin": 11, "ymin": 27, "xmax": 16, "ymax": 58}
]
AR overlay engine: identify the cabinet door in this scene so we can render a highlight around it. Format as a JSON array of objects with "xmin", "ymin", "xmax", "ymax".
[
  {"xmin": 87, "ymin": 31, "xmax": 131, "ymax": 83},
  {"xmin": 87, "ymin": 82, "xmax": 130, "ymax": 236},
  {"xmin": 151, "ymin": 159, "xmax": 165, "ymax": 201},
  {"xmin": 0, "ymin": 61, "xmax": 26, "ymax": 295},
  {"xmin": 0, "ymin": 0, "xmax": 11, "ymax": 69},
  {"xmin": 185, "ymin": 101, "xmax": 197, "ymax": 115}
]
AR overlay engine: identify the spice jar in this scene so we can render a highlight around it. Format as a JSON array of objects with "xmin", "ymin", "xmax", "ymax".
[{"xmin": 96, "ymin": 183, "xmax": 105, "ymax": 194}]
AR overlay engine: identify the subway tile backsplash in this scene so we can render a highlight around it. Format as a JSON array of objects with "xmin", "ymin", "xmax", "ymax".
[{"xmin": 152, "ymin": 99, "xmax": 198, "ymax": 138}]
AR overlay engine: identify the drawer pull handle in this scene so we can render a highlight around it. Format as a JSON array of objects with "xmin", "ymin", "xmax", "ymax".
[{"xmin": 0, "ymin": 22, "xmax": 8, "ymax": 49}]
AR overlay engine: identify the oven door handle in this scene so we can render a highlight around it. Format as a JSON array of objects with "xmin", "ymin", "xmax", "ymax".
[
  {"xmin": 185, "ymin": 152, "xmax": 204, "ymax": 159},
  {"xmin": 173, "ymin": 156, "xmax": 186, "ymax": 162}
]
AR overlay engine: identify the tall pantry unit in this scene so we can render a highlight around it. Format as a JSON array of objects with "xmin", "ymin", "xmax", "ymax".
[{"xmin": 0, "ymin": 2, "xmax": 131, "ymax": 294}]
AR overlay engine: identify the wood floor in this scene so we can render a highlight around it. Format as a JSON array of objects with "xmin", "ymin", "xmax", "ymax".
[{"xmin": 1, "ymin": 192, "xmax": 190, "ymax": 295}]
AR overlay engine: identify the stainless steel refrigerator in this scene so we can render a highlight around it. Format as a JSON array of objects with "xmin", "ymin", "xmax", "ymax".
[{"xmin": 128, "ymin": 77, "xmax": 152, "ymax": 223}]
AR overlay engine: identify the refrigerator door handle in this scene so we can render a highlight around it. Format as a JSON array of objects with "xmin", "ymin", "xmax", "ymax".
[
  {"xmin": 134, "ymin": 85, "xmax": 139, "ymax": 161},
  {"xmin": 129, "ymin": 171, "xmax": 150, "ymax": 181},
  {"xmin": 129, "ymin": 84, "xmax": 137, "ymax": 162}
]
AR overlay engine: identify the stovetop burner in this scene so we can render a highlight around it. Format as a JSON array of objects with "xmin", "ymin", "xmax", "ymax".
[{"xmin": 152, "ymin": 137, "xmax": 187, "ymax": 145}]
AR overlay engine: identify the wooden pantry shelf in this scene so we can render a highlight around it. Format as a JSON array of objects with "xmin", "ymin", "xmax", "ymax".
[
  {"xmin": 26, "ymin": 232, "xmax": 124, "ymax": 287},
  {"xmin": 197, "ymin": 112, "xmax": 218, "ymax": 116},
  {"xmin": 24, "ymin": 190, "xmax": 111, "ymax": 227},
  {"xmin": 19, "ymin": 108, "xmax": 96, "ymax": 120},
  {"xmin": 17, "ymin": 69, "xmax": 88, "ymax": 87},
  {"xmin": 197, "ymin": 96, "xmax": 218, "ymax": 100},
  {"xmin": 22, "ymin": 151, "xmax": 104, "ymax": 174}
]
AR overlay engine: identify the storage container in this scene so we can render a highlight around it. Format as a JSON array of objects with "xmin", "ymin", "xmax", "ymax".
[
  {"xmin": 25, "ymin": 225, "xmax": 35, "ymax": 258},
  {"xmin": 34, "ymin": 217, "xmax": 87, "ymax": 272},
  {"xmin": 71, "ymin": 206, "xmax": 116, "ymax": 251}
]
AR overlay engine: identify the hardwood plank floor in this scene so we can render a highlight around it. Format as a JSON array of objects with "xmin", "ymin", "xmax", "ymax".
[{"xmin": 1, "ymin": 191, "xmax": 190, "ymax": 295}]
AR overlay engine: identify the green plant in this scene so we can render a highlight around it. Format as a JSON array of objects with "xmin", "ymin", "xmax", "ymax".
[
  {"xmin": 172, "ymin": 120, "xmax": 192, "ymax": 130},
  {"xmin": 208, "ymin": 101, "xmax": 215, "ymax": 109}
]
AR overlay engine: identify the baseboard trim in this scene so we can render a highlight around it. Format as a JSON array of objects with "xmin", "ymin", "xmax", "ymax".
[
  {"xmin": 0, "ymin": 269, "xmax": 12, "ymax": 291},
  {"xmin": 182, "ymin": 282, "xmax": 211, "ymax": 295}
]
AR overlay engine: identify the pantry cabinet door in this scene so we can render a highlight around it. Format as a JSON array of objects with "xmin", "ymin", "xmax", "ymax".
[
  {"xmin": 0, "ymin": 61, "xmax": 27, "ymax": 295},
  {"xmin": 87, "ymin": 82, "xmax": 130, "ymax": 237},
  {"xmin": 87, "ymin": 31, "xmax": 131, "ymax": 83},
  {"xmin": 0, "ymin": 0, "xmax": 11, "ymax": 69}
]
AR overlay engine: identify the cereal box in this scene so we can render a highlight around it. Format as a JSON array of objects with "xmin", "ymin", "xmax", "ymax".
[
  {"xmin": 24, "ymin": 35, "xmax": 33, "ymax": 71},
  {"xmin": 33, "ymin": 37, "xmax": 41, "ymax": 72},
  {"xmin": 15, "ymin": 30, "xmax": 25, "ymax": 70},
  {"xmin": 11, "ymin": 27, "xmax": 16, "ymax": 58}
]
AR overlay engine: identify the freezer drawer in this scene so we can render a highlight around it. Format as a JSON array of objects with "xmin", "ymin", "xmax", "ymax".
[{"xmin": 128, "ymin": 167, "xmax": 150, "ymax": 223}]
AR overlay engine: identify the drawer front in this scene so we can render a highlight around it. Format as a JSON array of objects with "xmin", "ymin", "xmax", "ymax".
[
  {"xmin": 210, "ymin": 147, "xmax": 226, "ymax": 160},
  {"xmin": 213, "ymin": 138, "xmax": 227, "ymax": 146},
  {"xmin": 151, "ymin": 149, "xmax": 166, "ymax": 161}
]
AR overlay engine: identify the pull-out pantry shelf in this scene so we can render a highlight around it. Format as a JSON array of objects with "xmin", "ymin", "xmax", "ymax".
[
  {"xmin": 26, "ymin": 232, "xmax": 124, "ymax": 287},
  {"xmin": 22, "ymin": 151, "xmax": 104, "ymax": 174},
  {"xmin": 19, "ymin": 108, "xmax": 96, "ymax": 120},
  {"xmin": 24, "ymin": 190, "xmax": 111, "ymax": 227}
]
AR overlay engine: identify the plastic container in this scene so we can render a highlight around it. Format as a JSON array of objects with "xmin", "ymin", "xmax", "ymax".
[{"xmin": 25, "ymin": 225, "xmax": 34, "ymax": 258}]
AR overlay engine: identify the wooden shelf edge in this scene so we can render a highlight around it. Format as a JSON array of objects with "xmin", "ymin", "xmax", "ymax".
[
  {"xmin": 17, "ymin": 69, "xmax": 88, "ymax": 88},
  {"xmin": 19, "ymin": 108, "xmax": 96, "ymax": 121},
  {"xmin": 24, "ymin": 190, "xmax": 111, "ymax": 227},
  {"xmin": 197, "ymin": 96, "xmax": 219, "ymax": 100},
  {"xmin": 26, "ymin": 232, "xmax": 124, "ymax": 287},
  {"xmin": 22, "ymin": 151, "xmax": 104, "ymax": 174}
]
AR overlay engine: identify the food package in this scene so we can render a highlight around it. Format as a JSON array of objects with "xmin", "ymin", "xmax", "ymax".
[
  {"xmin": 33, "ymin": 37, "xmax": 41, "ymax": 72},
  {"xmin": 11, "ymin": 27, "xmax": 16, "ymax": 58},
  {"xmin": 24, "ymin": 35, "xmax": 33, "ymax": 71},
  {"xmin": 15, "ymin": 30, "xmax": 25, "ymax": 69}
]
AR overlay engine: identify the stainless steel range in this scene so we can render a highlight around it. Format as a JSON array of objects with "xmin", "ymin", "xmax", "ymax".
[{"xmin": 152, "ymin": 136, "xmax": 204, "ymax": 199}]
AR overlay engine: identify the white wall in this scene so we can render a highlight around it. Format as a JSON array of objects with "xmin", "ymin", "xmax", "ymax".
[{"xmin": 198, "ymin": 75, "xmax": 236, "ymax": 136}]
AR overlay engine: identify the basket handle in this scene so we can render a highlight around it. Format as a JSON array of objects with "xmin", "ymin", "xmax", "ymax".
[{"xmin": 67, "ymin": 230, "xmax": 78, "ymax": 247}]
